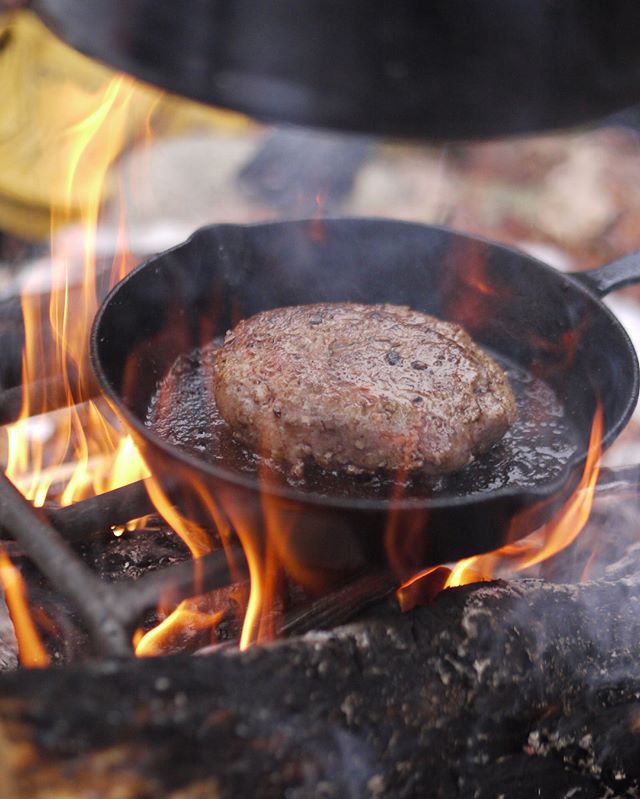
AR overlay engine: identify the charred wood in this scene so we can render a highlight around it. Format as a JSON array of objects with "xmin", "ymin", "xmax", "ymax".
[
  {"xmin": 3, "ymin": 465, "xmax": 634, "ymax": 553},
  {"xmin": 44, "ymin": 479, "xmax": 155, "ymax": 543},
  {"xmin": 280, "ymin": 570, "xmax": 396, "ymax": 636},
  {"xmin": 0, "ymin": 474, "xmax": 132, "ymax": 657},
  {"xmin": 1, "ymin": 479, "xmax": 165, "ymax": 545},
  {"xmin": 1, "ymin": 574, "xmax": 640, "ymax": 797},
  {"xmin": 119, "ymin": 545, "xmax": 248, "ymax": 622}
]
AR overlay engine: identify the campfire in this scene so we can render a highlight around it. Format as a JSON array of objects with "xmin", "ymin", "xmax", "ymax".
[{"xmin": 2, "ymin": 5, "xmax": 640, "ymax": 797}]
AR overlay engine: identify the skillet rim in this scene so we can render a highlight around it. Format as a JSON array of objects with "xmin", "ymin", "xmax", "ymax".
[{"xmin": 90, "ymin": 217, "xmax": 640, "ymax": 512}]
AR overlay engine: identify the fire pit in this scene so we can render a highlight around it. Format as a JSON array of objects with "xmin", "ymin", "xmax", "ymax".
[{"xmin": 2, "ymin": 4, "xmax": 640, "ymax": 797}]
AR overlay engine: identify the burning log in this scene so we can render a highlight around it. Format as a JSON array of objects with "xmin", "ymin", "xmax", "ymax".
[
  {"xmin": 43, "ymin": 478, "xmax": 155, "ymax": 542},
  {"xmin": 1, "ymin": 573, "xmax": 640, "ymax": 797}
]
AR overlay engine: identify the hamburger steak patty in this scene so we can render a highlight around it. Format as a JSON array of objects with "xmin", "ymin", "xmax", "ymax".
[{"xmin": 213, "ymin": 303, "xmax": 517, "ymax": 476}]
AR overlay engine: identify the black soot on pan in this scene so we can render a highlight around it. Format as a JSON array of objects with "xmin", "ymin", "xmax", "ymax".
[{"xmin": 146, "ymin": 339, "xmax": 581, "ymax": 501}]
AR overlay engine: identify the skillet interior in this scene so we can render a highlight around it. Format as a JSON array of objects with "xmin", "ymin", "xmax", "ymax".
[
  {"xmin": 93, "ymin": 218, "xmax": 636, "ymax": 501},
  {"xmin": 146, "ymin": 341, "xmax": 581, "ymax": 502},
  {"xmin": 91, "ymin": 219, "xmax": 639, "ymax": 569}
]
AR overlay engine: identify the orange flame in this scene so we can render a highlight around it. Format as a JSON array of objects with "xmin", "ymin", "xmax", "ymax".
[
  {"xmin": 135, "ymin": 601, "xmax": 224, "ymax": 657},
  {"xmin": 0, "ymin": 551, "xmax": 49, "ymax": 667},
  {"xmin": 0, "ymin": 64, "xmax": 286, "ymax": 660},
  {"xmin": 144, "ymin": 475, "xmax": 213, "ymax": 562},
  {"xmin": 2, "ymin": 60, "xmax": 604, "ymax": 661},
  {"xmin": 130, "ymin": 473, "xmax": 257, "ymax": 653},
  {"xmin": 221, "ymin": 492, "xmax": 274, "ymax": 649},
  {"xmin": 398, "ymin": 404, "xmax": 603, "ymax": 608},
  {"xmin": 4, "ymin": 74, "xmax": 154, "ymax": 509}
]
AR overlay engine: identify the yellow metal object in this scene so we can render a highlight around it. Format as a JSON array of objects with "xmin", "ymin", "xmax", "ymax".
[{"xmin": 0, "ymin": 11, "xmax": 250, "ymax": 240}]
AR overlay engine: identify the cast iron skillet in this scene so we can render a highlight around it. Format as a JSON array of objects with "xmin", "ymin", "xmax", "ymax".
[
  {"xmin": 32, "ymin": 0, "xmax": 640, "ymax": 140},
  {"xmin": 91, "ymin": 219, "xmax": 640, "ymax": 578}
]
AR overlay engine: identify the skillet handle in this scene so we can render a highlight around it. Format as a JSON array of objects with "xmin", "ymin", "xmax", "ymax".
[{"xmin": 572, "ymin": 250, "xmax": 640, "ymax": 297}]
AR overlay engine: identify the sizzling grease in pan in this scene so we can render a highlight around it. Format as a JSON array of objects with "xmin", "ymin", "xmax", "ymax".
[{"xmin": 146, "ymin": 336, "xmax": 580, "ymax": 502}]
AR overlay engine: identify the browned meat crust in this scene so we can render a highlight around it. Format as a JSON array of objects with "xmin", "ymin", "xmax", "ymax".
[{"xmin": 213, "ymin": 303, "xmax": 516, "ymax": 476}]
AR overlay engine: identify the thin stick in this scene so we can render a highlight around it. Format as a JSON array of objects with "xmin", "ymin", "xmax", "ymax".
[
  {"xmin": 0, "ymin": 473, "xmax": 131, "ymax": 657},
  {"xmin": 45, "ymin": 479, "xmax": 155, "ymax": 542},
  {"xmin": 280, "ymin": 571, "xmax": 396, "ymax": 636}
]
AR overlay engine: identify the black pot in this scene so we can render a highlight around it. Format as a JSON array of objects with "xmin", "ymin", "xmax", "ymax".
[{"xmin": 32, "ymin": 0, "xmax": 640, "ymax": 139}]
